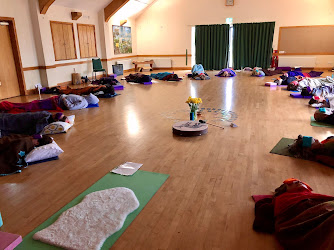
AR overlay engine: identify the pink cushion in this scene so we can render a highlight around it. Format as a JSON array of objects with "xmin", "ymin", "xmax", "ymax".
[{"xmin": 0, "ymin": 231, "xmax": 22, "ymax": 250}]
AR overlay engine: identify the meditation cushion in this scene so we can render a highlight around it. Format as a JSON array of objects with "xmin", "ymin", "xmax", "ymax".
[
  {"xmin": 25, "ymin": 140, "xmax": 63, "ymax": 163},
  {"xmin": 42, "ymin": 122, "xmax": 72, "ymax": 135}
]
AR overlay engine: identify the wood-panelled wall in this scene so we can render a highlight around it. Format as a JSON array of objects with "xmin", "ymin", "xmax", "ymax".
[
  {"xmin": 77, "ymin": 24, "xmax": 97, "ymax": 58},
  {"xmin": 50, "ymin": 21, "xmax": 77, "ymax": 61}
]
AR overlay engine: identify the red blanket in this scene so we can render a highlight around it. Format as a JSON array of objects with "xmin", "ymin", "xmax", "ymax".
[
  {"xmin": 253, "ymin": 190, "xmax": 334, "ymax": 249},
  {"xmin": 0, "ymin": 96, "xmax": 63, "ymax": 114}
]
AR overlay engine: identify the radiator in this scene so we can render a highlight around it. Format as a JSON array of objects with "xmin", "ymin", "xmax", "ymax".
[
  {"xmin": 278, "ymin": 56, "xmax": 316, "ymax": 68},
  {"xmin": 145, "ymin": 58, "xmax": 172, "ymax": 68},
  {"xmin": 116, "ymin": 59, "xmax": 133, "ymax": 70}
]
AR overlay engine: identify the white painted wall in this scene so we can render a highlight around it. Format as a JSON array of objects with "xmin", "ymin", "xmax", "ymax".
[
  {"xmin": 106, "ymin": 15, "xmax": 137, "ymax": 73},
  {"xmin": 38, "ymin": 4, "xmax": 105, "ymax": 86},
  {"xmin": 135, "ymin": 0, "xmax": 334, "ymax": 68}
]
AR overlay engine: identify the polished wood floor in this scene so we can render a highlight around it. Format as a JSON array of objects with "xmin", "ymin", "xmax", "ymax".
[{"xmin": 1, "ymin": 70, "xmax": 333, "ymax": 250}]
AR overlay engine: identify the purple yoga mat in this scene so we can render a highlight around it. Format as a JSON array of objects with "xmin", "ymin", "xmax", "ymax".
[
  {"xmin": 143, "ymin": 82, "xmax": 152, "ymax": 85},
  {"xmin": 290, "ymin": 93, "xmax": 312, "ymax": 99},
  {"xmin": 276, "ymin": 67, "xmax": 291, "ymax": 71}
]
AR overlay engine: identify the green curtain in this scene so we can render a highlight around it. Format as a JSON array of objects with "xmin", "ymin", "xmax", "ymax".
[
  {"xmin": 233, "ymin": 22, "xmax": 275, "ymax": 69},
  {"xmin": 195, "ymin": 24, "xmax": 230, "ymax": 70}
]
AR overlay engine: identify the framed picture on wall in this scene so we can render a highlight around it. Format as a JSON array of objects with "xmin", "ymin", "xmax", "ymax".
[
  {"xmin": 112, "ymin": 25, "xmax": 132, "ymax": 54},
  {"xmin": 226, "ymin": 0, "xmax": 234, "ymax": 6}
]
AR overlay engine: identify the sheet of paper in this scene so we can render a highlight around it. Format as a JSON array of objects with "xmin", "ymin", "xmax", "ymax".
[{"xmin": 111, "ymin": 162, "xmax": 143, "ymax": 176}]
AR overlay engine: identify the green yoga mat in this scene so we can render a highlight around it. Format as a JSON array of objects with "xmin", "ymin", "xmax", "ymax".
[
  {"xmin": 310, "ymin": 116, "xmax": 334, "ymax": 128},
  {"xmin": 17, "ymin": 170, "xmax": 169, "ymax": 250},
  {"xmin": 270, "ymin": 137, "xmax": 295, "ymax": 157}
]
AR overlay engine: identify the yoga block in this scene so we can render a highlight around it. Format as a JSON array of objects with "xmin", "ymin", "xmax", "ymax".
[
  {"xmin": 265, "ymin": 82, "xmax": 277, "ymax": 86},
  {"xmin": 114, "ymin": 85, "xmax": 124, "ymax": 90},
  {"xmin": 302, "ymin": 136, "xmax": 313, "ymax": 148},
  {"xmin": 143, "ymin": 82, "xmax": 152, "ymax": 85},
  {"xmin": 108, "ymin": 74, "xmax": 117, "ymax": 79},
  {"xmin": 319, "ymin": 108, "xmax": 326, "ymax": 113},
  {"xmin": 0, "ymin": 232, "xmax": 22, "ymax": 250}
]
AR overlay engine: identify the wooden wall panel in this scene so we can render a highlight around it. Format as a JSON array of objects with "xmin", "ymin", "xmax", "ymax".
[
  {"xmin": 51, "ymin": 22, "xmax": 66, "ymax": 60},
  {"xmin": 88, "ymin": 26, "xmax": 97, "ymax": 57},
  {"xmin": 78, "ymin": 25, "xmax": 87, "ymax": 58},
  {"xmin": 63, "ymin": 24, "xmax": 77, "ymax": 59},
  {"xmin": 77, "ymin": 24, "xmax": 97, "ymax": 58},
  {"xmin": 50, "ymin": 21, "xmax": 76, "ymax": 61}
]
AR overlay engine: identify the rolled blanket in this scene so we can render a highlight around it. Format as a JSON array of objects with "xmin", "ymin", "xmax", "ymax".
[
  {"xmin": 0, "ymin": 96, "xmax": 63, "ymax": 114},
  {"xmin": 0, "ymin": 111, "xmax": 52, "ymax": 137},
  {"xmin": 125, "ymin": 73, "xmax": 152, "ymax": 83},
  {"xmin": 215, "ymin": 68, "xmax": 236, "ymax": 77}
]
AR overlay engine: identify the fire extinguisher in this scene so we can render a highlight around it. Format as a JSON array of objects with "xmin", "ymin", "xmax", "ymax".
[{"xmin": 271, "ymin": 50, "xmax": 279, "ymax": 68}]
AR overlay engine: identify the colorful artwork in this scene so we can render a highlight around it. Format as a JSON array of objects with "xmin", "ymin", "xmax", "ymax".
[{"xmin": 112, "ymin": 25, "xmax": 132, "ymax": 54}]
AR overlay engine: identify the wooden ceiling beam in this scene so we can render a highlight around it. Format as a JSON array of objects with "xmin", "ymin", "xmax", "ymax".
[
  {"xmin": 39, "ymin": 0, "xmax": 56, "ymax": 14},
  {"xmin": 104, "ymin": 0, "xmax": 130, "ymax": 22}
]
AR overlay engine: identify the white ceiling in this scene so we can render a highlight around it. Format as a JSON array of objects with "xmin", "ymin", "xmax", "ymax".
[{"xmin": 53, "ymin": 0, "xmax": 112, "ymax": 13}]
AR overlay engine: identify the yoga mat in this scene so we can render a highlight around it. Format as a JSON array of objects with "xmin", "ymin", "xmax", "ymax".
[
  {"xmin": 290, "ymin": 93, "xmax": 312, "ymax": 99},
  {"xmin": 27, "ymin": 156, "xmax": 59, "ymax": 166},
  {"xmin": 270, "ymin": 138, "xmax": 295, "ymax": 157},
  {"xmin": 17, "ymin": 170, "xmax": 169, "ymax": 250},
  {"xmin": 86, "ymin": 103, "xmax": 99, "ymax": 108},
  {"xmin": 310, "ymin": 116, "xmax": 334, "ymax": 128}
]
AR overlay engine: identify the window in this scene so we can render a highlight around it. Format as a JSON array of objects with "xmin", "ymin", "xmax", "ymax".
[
  {"xmin": 77, "ymin": 24, "xmax": 97, "ymax": 58},
  {"xmin": 50, "ymin": 21, "xmax": 77, "ymax": 61}
]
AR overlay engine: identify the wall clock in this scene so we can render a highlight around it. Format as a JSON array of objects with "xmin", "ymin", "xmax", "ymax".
[{"xmin": 226, "ymin": 0, "xmax": 234, "ymax": 6}]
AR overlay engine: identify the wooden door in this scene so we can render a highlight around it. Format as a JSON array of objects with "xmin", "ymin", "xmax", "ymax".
[
  {"xmin": 78, "ymin": 24, "xmax": 97, "ymax": 58},
  {"xmin": 0, "ymin": 23, "xmax": 21, "ymax": 99},
  {"xmin": 63, "ymin": 24, "xmax": 76, "ymax": 59},
  {"xmin": 78, "ymin": 24, "xmax": 89, "ymax": 58},
  {"xmin": 87, "ymin": 26, "xmax": 96, "ymax": 57},
  {"xmin": 51, "ymin": 22, "xmax": 66, "ymax": 60}
]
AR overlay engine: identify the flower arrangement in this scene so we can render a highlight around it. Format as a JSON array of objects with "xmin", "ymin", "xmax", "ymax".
[{"xmin": 186, "ymin": 96, "xmax": 202, "ymax": 120}]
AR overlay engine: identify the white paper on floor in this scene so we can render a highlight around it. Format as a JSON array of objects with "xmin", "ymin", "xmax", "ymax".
[{"xmin": 111, "ymin": 162, "xmax": 143, "ymax": 176}]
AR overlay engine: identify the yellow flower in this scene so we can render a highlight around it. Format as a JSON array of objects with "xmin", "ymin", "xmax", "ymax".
[{"xmin": 186, "ymin": 96, "xmax": 202, "ymax": 104}]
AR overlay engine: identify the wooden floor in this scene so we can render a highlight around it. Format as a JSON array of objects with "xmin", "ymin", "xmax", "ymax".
[{"xmin": 1, "ymin": 70, "xmax": 333, "ymax": 249}]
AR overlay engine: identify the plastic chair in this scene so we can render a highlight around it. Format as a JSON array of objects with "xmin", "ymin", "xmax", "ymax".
[{"xmin": 92, "ymin": 58, "xmax": 106, "ymax": 80}]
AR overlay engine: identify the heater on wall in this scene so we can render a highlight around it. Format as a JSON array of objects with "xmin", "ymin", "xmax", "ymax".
[{"xmin": 278, "ymin": 56, "xmax": 316, "ymax": 68}]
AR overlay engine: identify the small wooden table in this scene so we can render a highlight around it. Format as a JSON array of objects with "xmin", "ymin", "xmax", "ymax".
[
  {"xmin": 132, "ymin": 60, "xmax": 154, "ymax": 72},
  {"xmin": 172, "ymin": 121, "xmax": 208, "ymax": 136}
]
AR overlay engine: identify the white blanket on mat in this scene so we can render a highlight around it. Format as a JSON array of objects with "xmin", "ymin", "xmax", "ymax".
[{"xmin": 33, "ymin": 187, "xmax": 139, "ymax": 250}]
